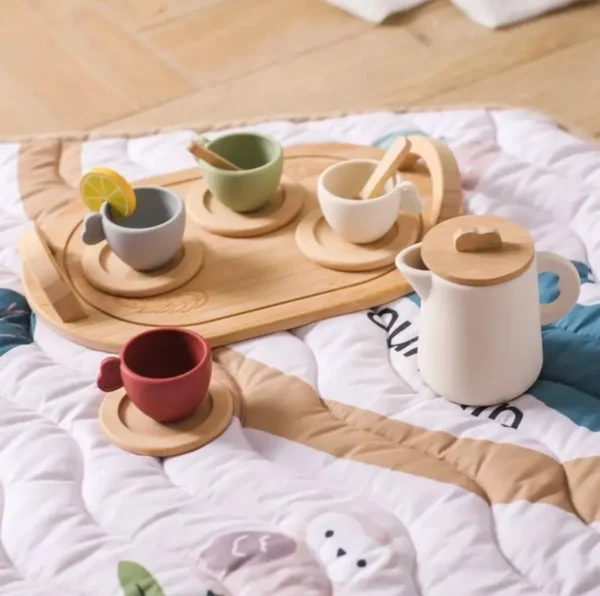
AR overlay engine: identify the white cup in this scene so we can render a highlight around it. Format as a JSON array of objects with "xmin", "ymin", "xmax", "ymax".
[{"xmin": 317, "ymin": 159, "xmax": 422, "ymax": 244}]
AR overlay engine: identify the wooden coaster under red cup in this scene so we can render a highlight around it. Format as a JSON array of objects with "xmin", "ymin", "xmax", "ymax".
[
  {"xmin": 97, "ymin": 327, "xmax": 234, "ymax": 456},
  {"xmin": 99, "ymin": 382, "xmax": 234, "ymax": 457}
]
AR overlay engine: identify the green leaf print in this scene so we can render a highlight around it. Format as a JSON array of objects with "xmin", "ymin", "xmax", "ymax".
[{"xmin": 118, "ymin": 561, "xmax": 166, "ymax": 596}]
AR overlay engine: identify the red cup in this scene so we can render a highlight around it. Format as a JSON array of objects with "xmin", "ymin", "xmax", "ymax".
[{"xmin": 97, "ymin": 327, "xmax": 212, "ymax": 423}]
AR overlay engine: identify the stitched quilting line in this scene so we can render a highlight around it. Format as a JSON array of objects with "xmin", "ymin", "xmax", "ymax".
[
  {"xmin": 17, "ymin": 346, "xmax": 336, "ymax": 594},
  {"xmin": 478, "ymin": 116, "xmax": 597, "ymax": 274},
  {"xmin": 0, "ymin": 350, "xmax": 227, "ymax": 596},
  {"xmin": 161, "ymin": 414, "xmax": 415, "ymax": 593},
  {"xmin": 489, "ymin": 111, "xmax": 600, "ymax": 193},
  {"xmin": 235, "ymin": 417, "xmax": 428, "ymax": 594},
  {"xmin": 295, "ymin": 308, "xmax": 600, "ymax": 593},
  {"xmin": 324, "ymin": 398, "xmax": 569, "ymax": 594},
  {"xmin": 0, "ymin": 397, "xmax": 118, "ymax": 596},
  {"xmin": 291, "ymin": 311, "xmax": 564, "ymax": 498},
  {"xmin": 0, "ymin": 482, "xmax": 84, "ymax": 596},
  {"xmin": 322, "ymin": 392, "xmax": 600, "ymax": 595},
  {"xmin": 167, "ymin": 358, "xmax": 423, "ymax": 594},
  {"xmin": 160, "ymin": 424, "xmax": 343, "ymax": 594},
  {"xmin": 215, "ymin": 348, "xmax": 549, "ymax": 596},
  {"xmin": 8, "ymin": 343, "xmax": 283, "ymax": 584},
  {"xmin": 221, "ymin": 342, "xmax": 600, "ymax": 595}
]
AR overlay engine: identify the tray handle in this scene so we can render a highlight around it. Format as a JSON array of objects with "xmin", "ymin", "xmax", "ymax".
[{"xmin": 19, "ymin": 225, "xmax": 86, "ymax": 323}]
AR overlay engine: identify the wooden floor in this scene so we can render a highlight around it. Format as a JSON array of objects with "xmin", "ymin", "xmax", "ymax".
[{"xmin": 2, "ymin": 0, "xmax": 599, "ymax": 138}]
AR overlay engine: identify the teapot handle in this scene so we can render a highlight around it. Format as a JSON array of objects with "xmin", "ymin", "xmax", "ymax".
[
  {"xmin": 398, "ymin": 181, "xmax": 422, "ymax": 215},
  {"xmin": 537, "ymin": 252, "xmax": 580, "ymax": 326}
]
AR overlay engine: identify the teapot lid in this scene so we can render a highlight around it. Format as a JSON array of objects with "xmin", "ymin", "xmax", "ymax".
[{"xmin": 421, "ymin": 215, "xmax": 534, "ymax": 287}]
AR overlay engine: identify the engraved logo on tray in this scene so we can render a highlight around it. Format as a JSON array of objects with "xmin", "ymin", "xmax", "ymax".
[{"xmin": 113, "ymin": 290, "xmax": 207, "ymax": 315}]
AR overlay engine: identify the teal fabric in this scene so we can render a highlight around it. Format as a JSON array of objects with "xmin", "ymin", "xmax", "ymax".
[
  {"xmin": 531, "ymin": 261, "xmax": 600, "ymax": 429},
  {"xmin": 0, "ymin": 289, "xmax": 34, "ymax": 356},
  {"xmin": 373, "ymin": 129, "xmax": 427, "ymax": 149}
]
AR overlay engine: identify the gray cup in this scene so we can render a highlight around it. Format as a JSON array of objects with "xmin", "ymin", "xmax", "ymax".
[{"xmin": 81, "ymin": 186, "xmax": 186, "ymax": 272}]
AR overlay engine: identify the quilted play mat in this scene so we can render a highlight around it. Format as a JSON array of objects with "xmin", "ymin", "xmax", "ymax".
[{"xmin": 1, "ymin": 108, "xmax": 600, "ymax": 595}]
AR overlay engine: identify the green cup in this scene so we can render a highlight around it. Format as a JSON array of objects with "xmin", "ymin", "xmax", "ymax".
[{"xmin": 194, "ymin": 132, "xmax": 283, "ymax": 213}]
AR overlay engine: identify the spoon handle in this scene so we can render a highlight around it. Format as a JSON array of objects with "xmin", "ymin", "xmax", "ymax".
[
  {"xmin": 187, "ymin": 140, "xmax": 241, "ymax": 171},
  {"xmin": 358, "ymin": 137, "xmax": 412, "ymax": 200}
]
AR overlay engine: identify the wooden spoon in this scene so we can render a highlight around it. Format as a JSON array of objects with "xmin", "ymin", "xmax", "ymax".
[
  {"xmin": 187, "ymin": 140, "xmax": 241, "ymax": 171},
  {"xmin": 358, "ymin": 136, "xmax": 412, "ymax": 200}
]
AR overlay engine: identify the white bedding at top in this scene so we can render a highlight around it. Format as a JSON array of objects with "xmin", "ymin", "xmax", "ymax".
[
  {"xmin": 325, "ymin": 0, "xmax": 589, "ymax": 27},
  {"xmin": 1, "ymin": 108, "xmax": 600, "ymax": 595}
]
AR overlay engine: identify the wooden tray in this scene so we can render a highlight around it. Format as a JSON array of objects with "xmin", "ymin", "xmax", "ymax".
[{"xmin": 19, "ymin": 139, "xmax": 463, "ymax": 353}]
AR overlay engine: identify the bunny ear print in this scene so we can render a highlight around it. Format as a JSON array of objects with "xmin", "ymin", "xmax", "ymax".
[
  {"xmin": 97, "ymin": 357, "xmax": 123, "ymax": 393},
  {"xmin": 117, "ymin": 561, "xmax": 166, "ymax": 596},
  {"xmin": 454, "ymin": 226, "xmax": 502, "ymax": 253}
]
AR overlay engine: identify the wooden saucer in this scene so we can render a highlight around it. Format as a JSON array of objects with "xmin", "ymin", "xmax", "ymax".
[
  {"xmin": 187, "ymin": 178, "xmax": 305, "ymax": 238},
  {"xmin": 82, "ymin": 230, "xmax": 204, "ymax": 298},
  {"xmin": 295, "ymin": 209, "xmax": 421, "ymax": 272},
  {"xmin": 99, "ymin": 381, "xmax": 234, "ymax": 457}
]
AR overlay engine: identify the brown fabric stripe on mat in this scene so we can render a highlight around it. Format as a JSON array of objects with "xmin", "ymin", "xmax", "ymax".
[
  {"xmin": 215, "ymin": 348, "xmax": 596, "ymax": 522},
  {"xmin": 562, "ymin": 457, "xmax": 600, "ymax": 524},
  {"xmin": 18, "ymin": 139, "xmax": 81, "ymax": 224},
  {"xmin": 215, "ymin": 347, "xmax": 485, "ymax": 500}
]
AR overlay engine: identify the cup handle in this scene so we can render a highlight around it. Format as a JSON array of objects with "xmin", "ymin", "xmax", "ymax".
[
  {"xmin": 537, "ymin": 251, "xmax": 580, "ymax": 326},
  {"xmin": 398, "ymin": 181, "xmax": 422, "ymax": 215},
  {"xmin": 81, "ymin": 212, "xmax": 106, "ymax": 245},
  {"xmin": 97, "ymin": 356, "xmax": 123, "ymax": 392}
]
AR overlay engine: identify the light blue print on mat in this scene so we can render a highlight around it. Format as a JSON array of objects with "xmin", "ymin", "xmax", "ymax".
[
  {"xmin": 0, "ymin": 289, "xmax": 34, "ymax": 356},
  {"xmin": 406, "ymin": 292, "xmax": 420, "ymax": 307},
  {"xmin": 373, "ymin": 129, "xmax": 428, "ymax": 150}
]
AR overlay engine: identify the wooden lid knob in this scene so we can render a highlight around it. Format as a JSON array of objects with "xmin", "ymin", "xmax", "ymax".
[{"xmin": 453, "ymin": 226, "xmax": 502, "ymax": 252}]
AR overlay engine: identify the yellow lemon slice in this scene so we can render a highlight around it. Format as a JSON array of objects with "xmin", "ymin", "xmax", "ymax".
[{"xmin": 79, "ymin": 167, "xmax": 136, "ymax": 218}]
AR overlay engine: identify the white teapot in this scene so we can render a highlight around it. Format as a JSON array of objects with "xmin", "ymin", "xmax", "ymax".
[{"xmin": 395, "ymin": 215, "xmax": 581, "ymax": 406}]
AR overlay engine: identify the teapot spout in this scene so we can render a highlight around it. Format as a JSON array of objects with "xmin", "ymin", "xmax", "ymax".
[{"xmin": 395, "ymin": 243, "xmax": 432, "ymax": 301}]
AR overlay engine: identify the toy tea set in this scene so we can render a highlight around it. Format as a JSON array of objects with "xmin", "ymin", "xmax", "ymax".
[{"xmin": 18, "ymin": 131, "xmax": 581, "ymax": 456}]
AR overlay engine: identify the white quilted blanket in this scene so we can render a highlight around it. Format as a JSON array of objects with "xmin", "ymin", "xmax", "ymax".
[{"xmin": 1, "ymin": 108, "xmax": 600, "ymax": 595}]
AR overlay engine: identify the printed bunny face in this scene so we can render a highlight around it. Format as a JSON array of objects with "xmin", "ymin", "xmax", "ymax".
[
  {"xmin": 201, "ymin": 531, "xmax": 296, "ymax": 574},
  {"xmin": 197, "ymin": 530, "xmax": 331, "ymax": 596},
  {"xmin": 306, "ymin": 512, "xmax": 393, "ymax": 584}
]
